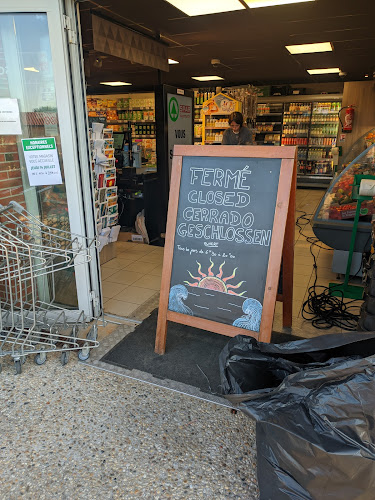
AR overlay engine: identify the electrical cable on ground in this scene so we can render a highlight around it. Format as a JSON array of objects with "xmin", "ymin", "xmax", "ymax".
[{"xmin": 296, "ymin": 211, "xmax": 363, "ymax": 331}]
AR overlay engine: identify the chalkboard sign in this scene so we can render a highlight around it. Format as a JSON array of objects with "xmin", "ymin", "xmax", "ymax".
[{"xmin": 156, "ymin": 145, "xmax": 296, "ymax": 354}]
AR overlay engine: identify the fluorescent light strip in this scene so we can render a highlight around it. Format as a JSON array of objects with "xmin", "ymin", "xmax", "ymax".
[
  {"xmin": 307, "ymin": 68, "xmax": 340, "ymax": 75},
  {"xmin": 192, "ymin": 76, "xmax": 224, "ymax": 81},
  {"xmin": 165, "ymin": 0, "xmax": 245, "ymax": 16},
  {"xmin": 100, "ymin": 81, "xmax": 132, "ymax": 86},
  {"xmin": 168, "ymin": 59, "xmax": 179, "ymax": 64},
  {"xmin": 244, "ymin": 0, "xmax": 314, "ymax": 8},
  {"xmin": 24, "ymin": 67, "xmax": 39, "ymax": 72},
  {"xmin": 286, "ymin": 42, "xmax": 333, "ymax": 54}
]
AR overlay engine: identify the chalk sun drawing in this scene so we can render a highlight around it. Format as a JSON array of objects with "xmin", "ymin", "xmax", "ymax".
[
  {"xmin": 168, "ymin": 284, "xmax": 193, "ymax": 315},
  {"xmin": 183, "ymin": 259, "xmax": 246, "ymax": 296},
  {"xmin": 233, "ymin": 298, "xmax": 263, "ymax": 332}
]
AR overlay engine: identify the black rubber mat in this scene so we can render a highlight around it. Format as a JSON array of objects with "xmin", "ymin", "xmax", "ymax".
[{"xmin": 101, "ymin": 309, "xmax": 303, "ymax": 396}]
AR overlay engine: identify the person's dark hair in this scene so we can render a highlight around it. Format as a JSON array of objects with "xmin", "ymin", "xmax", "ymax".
[{"xmin": 228, "ymin": 111, "xmax": 243, "ymax": 126}]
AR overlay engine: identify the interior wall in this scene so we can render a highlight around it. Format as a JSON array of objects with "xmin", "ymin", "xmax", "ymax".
[{"xmin": 339, "ymin": 80, "xmax": 375, "ymax": 158}]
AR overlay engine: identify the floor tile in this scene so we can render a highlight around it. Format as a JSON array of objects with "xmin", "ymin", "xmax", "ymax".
[
  {"xmin": 104, "ymin": 299, "xmax": 139, "ymax": 316},
  {"xmin": 112, "ymin": 286, "xmax": 157, "ymax": 304},
  {"xmin": 132, "ymin": 274, "xmax": 162, "ymax": 291},
  {"xmin": 149, "ymin": 265, "xmax": 163, "ymax": 277},
  {"xmin": 123, "ymin": 260, "xmax": 160, "ymax": 273},
  {"xmin": 137, "ymin": 253, "xmax": 164, "ymax": 264},
  {"xmin": 101, "ymin": 258, "xmax": 133, "ymax": 270},
  {"xmin": 100, "ymin": 267, "xmax": 118, "ymax": 280},
  {"xmin": 294, "ymin": 264, "xmax": 314, "ymax": 277},
  {"xmin": 113, "ymin": 253, "xmax": 139, "ymax": 263},
  {"xmin": 102, "ymin": 281, "xmax": 128, "ymax": 300},
  {"xmin": 115, "ymin": 241, "xmax": 151, "ymax": 253},
  {"xmin": 105, "ymin": 270, "xmax": 145, "ymax": 285}
]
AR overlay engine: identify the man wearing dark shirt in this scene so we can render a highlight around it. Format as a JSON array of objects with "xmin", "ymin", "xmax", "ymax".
[{"xmin": 222, "ymin": 111, "xmax": 253, "ymax": 145}]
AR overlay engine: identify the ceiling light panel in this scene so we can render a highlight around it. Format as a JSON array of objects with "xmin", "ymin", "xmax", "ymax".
[
  {"xmin": 286, "ymin": 42, "xmax": 333, "ymax": 54},
  {"xmin": 100, "ymin": 81, "xmax": 132, "ymax": 86},
  {"xmin": 165, "ymin": 0, "xmax": 245, "ymax": 16},
  {"xmin": 244, "ymin": 0, "xmax": 314, "ymax": 8},
  {"xmin": 168, "ymin": 59, "xmax": 179, "ymax": 64},
  {"xmin": 24, "ymin": 67, "xmax": 39, "ymax": 72},
  {"xmin": 192, "ymin": 76, "xmax": 224, "ymax": 81},
  {"xmin": 307, "ymin": 68, "xmax": 340, "ymax": 75}
]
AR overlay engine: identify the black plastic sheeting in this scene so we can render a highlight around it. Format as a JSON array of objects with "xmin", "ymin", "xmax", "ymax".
[{"xmin": 219, "ymin": 332, "xmax": 375, "ymax": 500}]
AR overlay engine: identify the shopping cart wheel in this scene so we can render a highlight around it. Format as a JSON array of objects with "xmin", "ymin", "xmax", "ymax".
[
  {"xmin": 78, "ymin": 343, "xmax": 90, "ymax": 361},
  {"xmin": 34, "ymin": 351, "xmax": 47, "ymax": 365},
  {"xmin": 60, "ymin": 347, "xmax": 69, "ymax": 366},
  {"xmin": 14, "ymin": 359, "xmax": 22, "ymax": 375}
]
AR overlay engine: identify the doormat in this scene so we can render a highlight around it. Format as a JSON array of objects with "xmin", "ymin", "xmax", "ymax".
[{"xmin": 100, "ymin": 309, "xmax": 303, "ymax": 405}]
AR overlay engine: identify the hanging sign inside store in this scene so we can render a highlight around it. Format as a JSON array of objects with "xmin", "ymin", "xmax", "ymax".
[
  {"xmin": 167, "ymin": 93, "xmax": 193, "ymax": 176},
  {"xmin": 0, "ymin": 98, "xmax": 22, "ymax": 135},
  {"xmin": 155, "ymin": 145, "xmax": 297, "ymax": 354},
  {"xmin": 22, "ymin": 137, "xmax": 62, "ymax": 186}
]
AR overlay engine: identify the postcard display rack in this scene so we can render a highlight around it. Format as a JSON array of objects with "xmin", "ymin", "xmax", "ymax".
[
  {"xmin": 201, "ymin": 93, "xmax": 241, "ymax": 145},
  {"xmin": 90, "ymin": 124, "xmax": 121, "ymax": 249},
  {"xmin": 255, "ymin": 100, "xmax": 341, "ymax": 186}
]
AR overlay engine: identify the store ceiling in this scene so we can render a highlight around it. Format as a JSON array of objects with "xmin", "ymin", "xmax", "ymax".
[{"xmin": 79, "ymin": 0, "xmax": 375, "ymax": 92}]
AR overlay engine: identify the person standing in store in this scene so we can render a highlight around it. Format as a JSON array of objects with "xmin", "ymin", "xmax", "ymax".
[{"xmin": 222, "ymin": 111, "xmax": 253, "ymax": 145}]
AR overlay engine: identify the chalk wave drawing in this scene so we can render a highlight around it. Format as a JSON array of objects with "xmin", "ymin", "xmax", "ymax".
[
  {"xmin": 183, "ymin": 258, "xmax": 246, "ymax": 296},
  {"xmin": 168, "ymin": 285, "xmax": 193, "ymax": 315},
  {"xmin": 233, "ymin": 298, "xmax": 263, "ymax": 332}
]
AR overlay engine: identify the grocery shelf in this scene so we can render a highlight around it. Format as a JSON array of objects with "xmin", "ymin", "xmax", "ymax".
[{"xmin": 310, "ymin": 135, "xmax": 337, "ymax": 138}]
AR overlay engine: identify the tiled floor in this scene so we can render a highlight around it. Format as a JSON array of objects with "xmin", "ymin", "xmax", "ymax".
[{"xmin": 100, "ymin": 188, "xmax": 363, "ymax": 339}]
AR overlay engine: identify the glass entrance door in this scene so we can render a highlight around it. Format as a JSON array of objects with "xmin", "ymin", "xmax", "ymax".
[{"xmin": 0, "ymin": 1, "xmax": 100, "ymax": 318}]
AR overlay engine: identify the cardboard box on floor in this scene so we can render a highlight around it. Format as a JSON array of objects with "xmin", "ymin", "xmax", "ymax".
[{"xmin": 99, "ymin": 242, "xmax": 117, "ymax": 265}]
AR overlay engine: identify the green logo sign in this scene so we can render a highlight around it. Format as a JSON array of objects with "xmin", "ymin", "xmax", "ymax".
[{"xmin": 168, "ymin": 97, "xmax": 179, "ymax": 122}]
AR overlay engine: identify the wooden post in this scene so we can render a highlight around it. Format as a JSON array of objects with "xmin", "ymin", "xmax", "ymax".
[
  {"xmin": 155, "ymin": 156, "xmax": 183, "ymax": 354},
  {"xmin": 281, "ymin": 152, "xmax": 297, "ymax": 328}
]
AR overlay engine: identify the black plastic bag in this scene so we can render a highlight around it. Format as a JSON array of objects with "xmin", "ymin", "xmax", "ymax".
[{"xmin": 220, "ymin": 332, "xmax": 375, "ymax": 500}]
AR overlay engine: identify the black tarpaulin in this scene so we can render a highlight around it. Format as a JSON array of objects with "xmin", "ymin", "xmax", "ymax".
[{"xmin": 220, "ymin": 332, "xmax": 375, "ymax": 500}]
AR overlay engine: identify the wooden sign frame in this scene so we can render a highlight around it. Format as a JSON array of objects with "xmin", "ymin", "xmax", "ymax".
[{"xmin": 155, "ymin": 145, "xmax": 297, "ymax": 354}]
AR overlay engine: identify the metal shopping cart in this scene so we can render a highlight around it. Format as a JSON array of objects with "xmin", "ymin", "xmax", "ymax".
[{"xmin": 0, "ymin": 201, "xmax": 100, "ymax": 374}]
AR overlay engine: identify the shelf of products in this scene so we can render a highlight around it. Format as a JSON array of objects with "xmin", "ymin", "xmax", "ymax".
[
  {"xmin": 277, "ymin": 100, "xmax": 341, "ymax": 183},
  {"xmin": 87, "ymin": 94, "xmax": 157, "ymax": 169},
  {"xmin": 193, "ymin": 89, "xmax": 216, "ymax": 144},
  {"xmin": 255, "ymin": 102, "xmax": 283, "ymax": 145},
  {"xmin": 201, "ymin": 93, "xmax": 241, "ymax": 145}
]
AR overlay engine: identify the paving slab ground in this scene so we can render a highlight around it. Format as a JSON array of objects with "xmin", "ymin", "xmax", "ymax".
[{"xmin": 0, "ymin": 352, "xmax": 258, "ymax": 500}]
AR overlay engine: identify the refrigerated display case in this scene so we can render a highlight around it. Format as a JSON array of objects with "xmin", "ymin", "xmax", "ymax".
[
  {"xmin": 201, "ymin": 93, "xmax": 241, "ymax": 145},
  {"xmin": 255, "ymin": 101, "xmax": 283, "ymax": 145},
  {"xmin": 312, "ymin": 142, "xmax": 375, "ymax": 254},
  {"xmin": 281, "ymin": 100, "xmax": 341, "ymax": 186}
]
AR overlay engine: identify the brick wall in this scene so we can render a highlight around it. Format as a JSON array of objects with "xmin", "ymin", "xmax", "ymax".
[{"xmin": 0, "ymin": 135, "xmax": 26, "ymax": 208}]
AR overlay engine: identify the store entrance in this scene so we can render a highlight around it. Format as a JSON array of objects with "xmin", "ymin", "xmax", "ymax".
[{"xmin": 87, "ymin": 88, "xmax": 194, "ymax": 320}]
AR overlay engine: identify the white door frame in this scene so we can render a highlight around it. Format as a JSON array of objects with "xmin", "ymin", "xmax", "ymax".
[{"xmin": 0, "ymin": 0, "xmax": 102, "ymax": 318}]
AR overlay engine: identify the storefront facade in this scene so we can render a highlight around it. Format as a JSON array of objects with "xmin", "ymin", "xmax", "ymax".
[{"xmin": 0, "ymin": 0, "xmax": 101, "ymax": 319}]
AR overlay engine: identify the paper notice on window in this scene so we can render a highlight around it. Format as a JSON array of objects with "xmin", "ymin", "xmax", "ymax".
[
  {"xmin": 0, "ymin": 98, "xmax": 22, "ymax": 135},
  {"xmin": 22, "ymin": 137, "xmax": 63, "ymax": 186}
]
